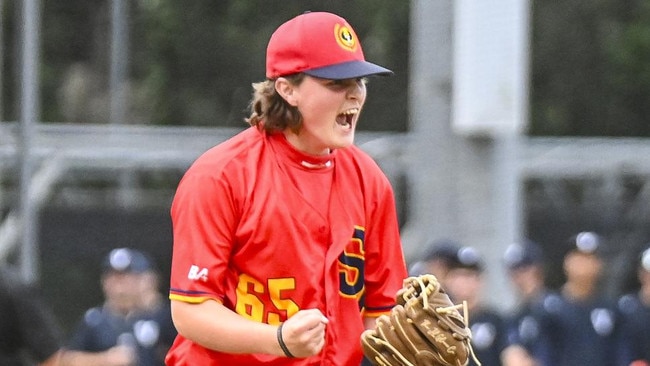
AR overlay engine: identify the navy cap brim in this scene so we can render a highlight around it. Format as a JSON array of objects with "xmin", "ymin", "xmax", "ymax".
[{"xmin": 304, "ymin": 60, "xmax": 393, "ymax": 80}]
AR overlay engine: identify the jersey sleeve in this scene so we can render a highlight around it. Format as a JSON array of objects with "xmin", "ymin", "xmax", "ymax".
[
  {"xmin": 169, "ymin": 158, "xmax": 241, "ymax": 304},
  {"xmin": 361, "ymin": 173, "xmax": 408, "ymax": 317}
]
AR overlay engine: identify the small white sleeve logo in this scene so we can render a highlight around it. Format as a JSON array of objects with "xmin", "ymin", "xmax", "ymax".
[{"xmin": 187, "ymin": 265, "xmax": 209, "ymax": 282}]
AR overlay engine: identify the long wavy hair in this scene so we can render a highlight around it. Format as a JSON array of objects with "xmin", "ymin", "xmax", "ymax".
[{"xmin": 246, "ymin": 74, "xmax": 305, "ymax": 134}]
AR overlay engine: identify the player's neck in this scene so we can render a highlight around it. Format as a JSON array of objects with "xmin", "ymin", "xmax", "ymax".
[
  {"xmin": 562, "ymin": 281, "xmax": 596, "ymax": 302},
  {"xmin": 639, "ymin": 285, "xmax": 650, "ymax": 306}
]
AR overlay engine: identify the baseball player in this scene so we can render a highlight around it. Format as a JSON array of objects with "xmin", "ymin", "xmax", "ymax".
[
  {"xmin": 408, "ymin": 239, "xmax": 461, "ymax": 280},
  {"xmin": 500, "ymin": 240, "xmax": 548, "ymax": 366},
  {"xmin": 617, "ymin": 245, "xmax": 650, "ymax": 364},
  {"xmin": 532, "ymin": 232, "xmax": 620, "ymax": 366},
  {"xmin": 62, "ymin": 247, "xmax": 176, "ymax": 366},
  {"xmin": 444, "ymin": 246, "xmax": 508, "ymax": 366},
  {"xmin": 165, "ymin": 11, "xmax": 408, "ymax": 366}
]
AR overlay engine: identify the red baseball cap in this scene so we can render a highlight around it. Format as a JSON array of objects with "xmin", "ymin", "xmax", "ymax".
[{"xmin": 266, "ymin": 12, "xmax": 393, "ymax": 80}]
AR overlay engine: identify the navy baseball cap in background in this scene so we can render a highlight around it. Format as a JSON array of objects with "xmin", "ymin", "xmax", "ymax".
[
  {"xmin": 422, "ymin": 239, "xmax": 462, "ymax": 263},
  {"xmin": 449, "ymin": 246, "xmax": 485, "ymax": 272},
  {"xmin": 503, "ymin": 240, "xmax": 543, "ymax": 271},
  {"xmin": 568, "ymin": 231, "xmax": 602, "ymax": 256},
  {"xmin": 102, "ymin": 247, "xmax": 152, "ymax": 274}
]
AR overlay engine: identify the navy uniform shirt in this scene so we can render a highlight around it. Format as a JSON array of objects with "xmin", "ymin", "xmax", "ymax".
[
  {"xmin": 137, "ymin": 300, "xmax": 178, "ymax": 365},
  {"xmin": 67, "ymin": 301, "xmax": 176, "ymax": 366},
  {"xmin": 504, "ymin": 291, "xmax": 549, "ymax": 359},
  {"xmin": 617, "ymin": 293, "xmax": 650, "ymax": 364},
  {"xmin": 468, "ymin": 306, "xmax": 508, "ymax": 366},
  {"xmin": 533, "ymin": 291, "xmax": 620, "ymax": 366}
]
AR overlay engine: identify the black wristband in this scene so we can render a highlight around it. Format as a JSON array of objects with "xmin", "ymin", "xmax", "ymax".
[{"xmin": 277, "ymin": 322, "xmax": 295, "ymax": 358}]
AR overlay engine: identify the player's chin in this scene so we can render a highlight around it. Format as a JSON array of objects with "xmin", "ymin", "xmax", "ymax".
[
  {"xmin": 331, "ymin": 135, "xmax": 355, "ymax": 149},
  {"xmin": 332, "ymin": 128, "xmax": 355, "ymax": 147}
]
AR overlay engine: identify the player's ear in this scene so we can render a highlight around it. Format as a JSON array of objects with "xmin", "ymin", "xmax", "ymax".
[{"xmin": 275, "ymin": 77, "xmax": 298, "ymax": 107}]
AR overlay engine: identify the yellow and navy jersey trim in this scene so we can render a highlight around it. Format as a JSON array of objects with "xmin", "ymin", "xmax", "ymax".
[{"xmin": 169, "ymin": 288, "xmax": 222, "ymax": 304}]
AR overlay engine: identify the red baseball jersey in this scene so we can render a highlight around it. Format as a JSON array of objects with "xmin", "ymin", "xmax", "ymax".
[{"xmin": 166, "ymin": 127, "xmax": 407, "ymax": 365}]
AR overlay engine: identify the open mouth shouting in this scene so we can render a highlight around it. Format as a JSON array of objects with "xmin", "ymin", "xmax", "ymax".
[{"xmin": 336, "ymin": 108, "xmax": 359, "ymax": 130}]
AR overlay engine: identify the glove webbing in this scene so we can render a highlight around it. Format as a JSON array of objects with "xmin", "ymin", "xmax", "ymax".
[{"xmin": 410, "ymin": 275, "xmax": 482, "ymax": 366}]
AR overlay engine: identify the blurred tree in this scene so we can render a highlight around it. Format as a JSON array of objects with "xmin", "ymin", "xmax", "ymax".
[
  {"xmin": 41, "ymin": 0, "xmax": 109, "ymax": 123},
  {"xmin": 603, "ymin": 0, "xmax": 650, "ymax": 136},
  {"xmin": 529, "ymin": 0, "xmax": 650, "ymax": 137},
  {"xmin": 26, "ymin": 0, "xmax": 408, "ymax": 130},
  {"xmin": 3, "ymin": 0, "xmax": 649, "ymax": 135},
  {"xmin": 129, "ymin": 0, "xmax": 410, "ymax": 129}
]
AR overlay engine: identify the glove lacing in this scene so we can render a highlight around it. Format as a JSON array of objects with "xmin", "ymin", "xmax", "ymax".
[{"xmin": 413, "ymin": 275, "xmax": 482, "ymax": 366}]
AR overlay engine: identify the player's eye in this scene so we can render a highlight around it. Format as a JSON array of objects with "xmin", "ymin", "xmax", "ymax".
[
  {"xmin": 328, "ymin": 79, "xmax": 347, "ymax": 86},
  {"xmin": 326, "ymin": 78, "xmax": 366, "ymax": 89}
]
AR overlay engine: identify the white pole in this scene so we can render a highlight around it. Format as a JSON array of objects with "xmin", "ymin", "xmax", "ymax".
[
  {"xmin": 402, "ymin": 0, "xmax": 456, "ymax": 259},
  {"xmin": 18, "ymin": 0, "xmax": 42, "ymax": 284},
  {"xmin": 109, "ymin": 0, "xmax": 128, "ymax": 125},
  {"xmin": 0, "ymin": 0, "xmax": 4, "ymax": 121}
]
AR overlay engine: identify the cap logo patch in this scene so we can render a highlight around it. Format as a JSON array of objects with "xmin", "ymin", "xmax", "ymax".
[{"xmin": 335, "ymin": 23, "xmax": 358, "ymax": 52}]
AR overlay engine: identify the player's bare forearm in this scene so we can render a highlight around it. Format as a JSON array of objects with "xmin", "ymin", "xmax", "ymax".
[
  {"xmin": 171, "ymin": 299, "xmax": 328, "ymax": 357},
  {"xmin": 363, "ymin": 316, "xmax": 377, "ymax": 330},
  {"xmin": 171, "ymin": 299, "xmax": 279, "ymax": 355}
]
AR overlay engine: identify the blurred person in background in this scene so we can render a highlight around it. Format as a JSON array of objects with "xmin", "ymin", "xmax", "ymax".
[
  {"xmin": 0, "ymin": 267, "xmax": 64, "ymax": 366},
  {"xmin": 444, "ymin": 245, "xmax": 508, "ymax": 366},
  {"xmin": 138, "ymin": 260, "xmax": 178, "ymax": 365},
  {"xmin": 532, "ymin": 231, "xmax": 621, "ymax": 366},
  {"xmin": 616, "ymin": 244, "xmax": 650, "ymax": 365},
  {"xmin": 500, "ymin": 240, "xmax": 548, "ymax": 366},
  {"xmin": 61, "ymin": 247, "xmax": 175, "ymax": 366},
  {"xmin": 134, "ymin": 253, "xmax": 178, "ymax": 364},
  {"xmin": 408, "ymin": 239, "xmax": 460, "ymax": 282}
]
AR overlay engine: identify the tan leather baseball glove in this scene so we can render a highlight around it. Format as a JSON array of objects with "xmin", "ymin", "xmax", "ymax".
[{"xmin": 360, "ymin": 274, "xmax": 480, "ymax": 366}]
